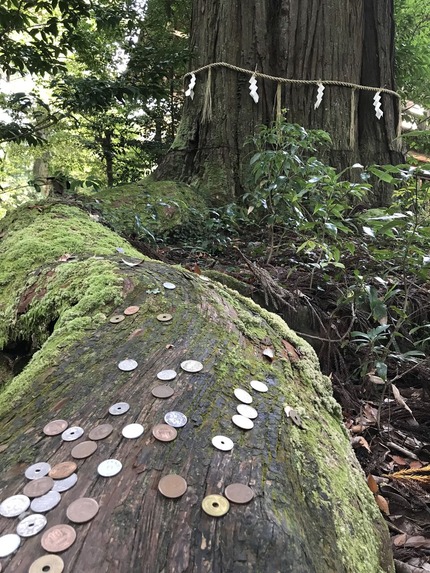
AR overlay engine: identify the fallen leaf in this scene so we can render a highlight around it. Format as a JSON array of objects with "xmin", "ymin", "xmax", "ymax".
[
  {"xmin": 191, "ymin": 263, "xmax": 201, "ymax": 275},
  {"xmin": 392, "ymin": 533, "xmax": 407, "ymax": 547},
  {"xmin": 404, "ymin": 535, "xmax": 430, "ymax": 548},
  {"xmin": 367, "ymin": 374, "xmax": 385, "ymax": 385},
  {"xmin": 58, "ymin": 253, "xmax": 74, "ymax": 262},
  {"xmin": 375, "ymin": 494, "xmax": 390, "ymax": 514},
  {"xmin": 367, "ymin": 474, "xmax": 379, "ymax": 494},
  {"xmin": 351, "ymin": 436, "xmax": 371, "ymax": 452},
  {"xmin": 391, "ymin": 383, "xmax": 415, "ymax": 418},
  {"xmin": 391, "ymin": 455, "xmax": 408, "ymax": 467},
  {"xmin": 351, "ymin": 424, "xmax": 365, "ymax": 434},
  {"xmin": 409, "ymin": 460, "xmax": 424, "ymax": 470}
]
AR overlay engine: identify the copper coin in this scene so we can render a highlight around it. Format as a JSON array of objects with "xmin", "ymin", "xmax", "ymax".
[
  {"xmin": 152, "ymin": 424, "xmax": 177, "ymax": 442},
  {"xmin": 43, "ymin": 420, "xmax": 68, "ymax": 436},
  {"xmin": 49, "ymin": 461, "xmax": 77, "ymax": 480},
  {"xmin": 88, "ymin": 424, "xmax": 113, "ymax": 440},
  {"xmin": 29, "ymin": 555, "xmax": 64, "ymax": 573},
  {"xmin": 109, "ymin": 314, "xmax": 125, "ymax": 323},
  {"xmin": 41, "ymin": 524, "xmax": 76, "ymax": 553},
  {"xmin": 151, "ymin": 385, "xmax": 174, "ymax": 399},
  {"xmin": 201, "ymin": 494, "xmax": 230, "ymax": 517},
  {"xmin": 66, "ymin": 498, "xmax": 99, "ymax": 523},
  {"xmin": 158, "ymin": 474, "xmax": 187, "ymax": 498},
  {"xmin": 124, "ymin": 305, "xmax": 140, "ymax": 315},
  {"xmin": 23, "ymin": 476, "xmax": 54, "ymax": 498},
  {"xmin": 224, "ymin": 483, "xmax": 255, "ymax": 504},
  {"xmin": 157, "ymin": 313, "xmax": 172, "ymax": 322},
  {"xmin": 71, "ymin": 441, "xmax": 98, "ymax": 459}
]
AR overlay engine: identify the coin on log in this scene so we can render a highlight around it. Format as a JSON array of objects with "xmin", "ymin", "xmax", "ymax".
[
  {"xmin": 158, "ymin": 475, "xmax": 187, "ymax": 498},
  {"xmin": 164, "ymin": 411, "xmax": 187, "ymax": 428},
  {"xmin": 97, "ymin": 459, "xmax": 122, "ymax": 477},
  {"xmin": 122, "ymin": 423, "xmax": 144, "ymax": 439},
  {"xmin": 236, "ymin": 404, "xmax": 258, "ymax": 419},
  {"xmin": 0, "ymin": 533, "xmax": 20, "ymax": 557},
  {"xmin": 88, "ymin": 424, "xmax": 113, "ymax": 440},
  {"xmin": 109, "ymin": 314, "xmax": 125, "ymax": 323},
  {"xmin": 211, "ymin": 435, "xmax": 234, "ymax": 451},
  {"xmin": 163, "ymin": 282, "xmax": 176, "ymax": 290},
  {"xmin": 29, "ymin": 555, "xmax": 64, "ymax": 573},
  {"xmin": 23, "ymin": 476, "xmax": 54, "ymax": 498},
  {"xmin": 234, "ymin": 388, "xmax": 253, "ymax": 404},
  {"xmin": 41, "ymin": 524, "xmax": 76, "ymax": 553},
  {"xmin": 157, "ymin": 313, "xmax": 172, "ymax": 322},
  {"xmin": 118, "ymin": 358, "xmax": 138, "ymax": 371},
  {"xmin": 43, "ymin": 419, "xmax": 68, "ymax": 436},
  {"xmin": 250, "ymin": 380, "xmax": 268, "ymax": 392},
  {"xmin": 152, "ymin": 424, "xmax": 177, "ymax": 442},
  {"xmin": 201, "ymin": 494, "xmax": 230, "ymax": 517},
  {"xmin": 109, "ymin": 402, "xmax": 130, "ymax": 415},
  {"xmin": 66, "ymin": 498, "xmax": 99, "ymax": 523},
  {"xmin": 49, "ymin": 461, "xmax": 77, "ymax": 479},
  {"xmin": 71, "ymin": 440, "xmax": 98, "ymax": 459},
  {"xmin": 157, "ymin": 369, "xmax": 177, "ymax": 381},
  {"xmin": 232, "ymin": 414, "xmax": 254, "ymax": 430},
  {"xmin": 16, "ymin": 514, "xmax": 47, "ymax": 537},
  {"xmin": 151, "ymin": 385, "xmax": 174, "ymax": 399},
  {"xmin": 124, "ymin": 305, "xmax": 140, "ymax": 315},
  {"xmin": 224, "ymin": 483, "xmax": 255, "ymax": 504},
  {"xmin": 30, "ymin": 491, "xmax": 61, "ymax": 513},
  {"xmin": 52, "ymin": 473, "xmax": 77, "ymax": 493},
  {"xmin": 0, "ymin": 495, "xmax": 30, "ymax": 517},
  {"xmin": 180, "ymin": 360, "xmax": 203, "ymax": 373},
  {"xmin": 25, "ymin": 462, "xmax": 51, "ymax": 480},
  {"xmin": 61, "ymin": 426, "xmax": 84, "ymax": 441}
]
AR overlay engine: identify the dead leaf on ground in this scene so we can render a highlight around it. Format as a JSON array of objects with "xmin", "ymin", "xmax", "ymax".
[
  {"xmin": 392, "ymin": 455, "xmax": 409, "ymax": 467},
  {"xmin": 58, "ymin": 253, "xmax": 75, "ymax": 262},
  {"xmin": 409, "ymin": 461, "xmax": 424, "ymax": 470},
  {"xmin": 393, "ymin": 533, "xmax": 408, "ymax": 547},
  {"xmin": 375, "ymin": 494, "xmax": 390, "ymax": 514},
  {"xmin": 281, "ymin": 339, "xmax": 300, "ymax": 362},
  {"xmin": 351, "ymin": 436, "xmax": 371, "ymax": 452},
  {"xmin": 404, "ymin": 535, "xmax": 430, "ymax": 548},
  {"xmin": 392, "ymin": 383, "xmax": 415, "ymax": 419},
  {"xmin": 367, "ymin": 474, "xmax": 379, "ymax": 494}
]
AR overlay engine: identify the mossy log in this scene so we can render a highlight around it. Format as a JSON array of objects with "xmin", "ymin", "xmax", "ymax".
[{"xmin": 0, "ymin": 203, "xmax": 393, "ymax": 573}]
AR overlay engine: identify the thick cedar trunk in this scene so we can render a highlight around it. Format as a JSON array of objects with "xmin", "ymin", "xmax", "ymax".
[{"xmin": 155, "ymin": 0, "xmax": 403, "ymax": 204}]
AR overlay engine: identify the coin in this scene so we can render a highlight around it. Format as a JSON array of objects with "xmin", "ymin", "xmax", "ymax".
[
  {"xmin": 151, "ymin": 385, "xmax": 174, "ymax": 399},
  {"xmin": 66, "ymin": 498, "xmax": 99, "ymax": 523},
  {"xmin": 118, "ymin": 358, "xmax": 138, "ymax": 371},
  {"xmin": 212, "ymin": 435, "xmax": 234, "ymax": 451},
  {"xmin": 52, "ymin": 473, "xmax": 77, "ymax": 493},
  {"xmin": 180, "ymin": 360, "xmax": 203, "ymax": 373},
  {"xmin": 157, "ymin": 369, "xmax": 177, "ymax": 381},
  {"xmin": 109, "ymin": 314, "xmax": 125, "ymax": 323},
  {"xmin": 158, "ymin": 474, "xmax": 187, "ymax": 498},
  {"xmin": 71, "ymin": 440, "xmax": 98, "ymax": 459},
  {"xmin": 236, "ymin": 404, "xmax": 258, "ymax": 419},
  {"xmin": 164, "ymin": 411, "xmax": 187, "ymax": 428},
  {"xmin": 122, "ymin": 423, "xmax": 144, "ymax": 439},
  {"xmin": 43, "ymin": 420, "xmax": 68, "ymax": 436},
  {"xmin": 109, "ymin": 402, "xmax": 130, "ymax": 415},
  {"xmin": 163, "ymin": 282, "xmax": 176, "ymax": 290},
  {"xmin": 49, "ymin": 461, "xmax": 77, "ymax": 479},
  {"xmin": 284, "ymin": 406, "xmax": 303, "ymax": 428},
  {"xmin": 89, "ymin": 424, "xmax": 113, "ymax": 440},
  {"xmin": 152, "ymin": 424, "xmax": 177, "ymax": 442},
  {"xmin": 0, "ymin": 533, "xmax": 20, "ymax": 557},
  {"xmin": 23, "ymin": 476, "xmax": 54, "ymax": 498},
  {"xmin": 25, "ymin": 462, "xmax": 51, "ymax": 480},
  {"xmin": 234, "ymin": 388, "xmax": 253, "ymax": 404},
  {"xmin": 157, "ymin": 313, "xmax": 172, "ymax": 322},
  {"xmin": 30, "ymin": 491, "xmax": 61, "ymax": 513},
  {"xmin": 0, "ymin": 495, "xmax": 30, "ymax": 517},
  {"xmin": 29, "ymin": 555, "xmax": 64, "ymax": 573},
  {"xmin": 224, "ymin": 483, "xmax": 255, "ymax": 504},
  {"xmin": 124, "ymin": 305, "xmax": 140, "ymax": 315},
  {"xmin": 16, "ymin": 514, "xmax": 47, "ymax": 537},
  {"xmin": 41, "ymin": 524, "xmax": 76, "ymax": 553},
  {"xmin": 250, "ymin": 380, "xmax": 268, "ymax": 392},
  {"xmin": 61, "ymin": 426, "xmax": 84, "ymax": 441},
  {"xmin": 201, "ymin": 494, "xmax": 230, "ymax": 517},
  {"xmin": 232, "ymin": 414, "xmax": 254, "ymax": 430},
  {"xmin": 97, "ymin": 459, "xmax": 122, "ymax": 477}
]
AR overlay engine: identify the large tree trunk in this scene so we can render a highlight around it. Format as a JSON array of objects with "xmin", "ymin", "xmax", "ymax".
[
  {"xmin": 0, "ymin": 201, "xmax": 393, "ymax": 573},
  {"xmin": 155, "ymin": 0, "xmax": 403, "ymax": 204}
]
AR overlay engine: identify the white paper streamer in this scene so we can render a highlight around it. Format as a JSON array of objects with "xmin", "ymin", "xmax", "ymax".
[
  {"xmin": 249, "ymin": 75, "xmax": 259, "ymax": 103},
  {"xmin": 185, "ymin": 73, "xmax": 196, "ymax": 99},
  {"xmin": 314, "ymin": 83, "xmax": 325, "ymax": 109},
  {"xmin": 373, "ymin": 91, "xmax": 383, "ymax": 120}
]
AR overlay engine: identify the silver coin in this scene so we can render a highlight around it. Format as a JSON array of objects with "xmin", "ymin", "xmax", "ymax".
[
  {"xmin": 25, "ymin": 462, "xmax": 51, "ymax": 480},
  {"xmin": 157, "ymin": 369, "xmax": 177, "ymax": 381},
  {"xmin": 200, "ymin": 276, "xmax": 210, "ymax": 282},
  {"xmin": 98, "ymin": 459, "xmax": 122, "ymax": 477},
  {"xmin": 61, "ymin": 426, "xmax": 84, "ymax": 441},
  {"xmin": 237, "ymin": 404, "xmax": 258, "ymax": 419},
  {"xmin": 122, "ymin": 424, "xmax": 144, "ymax": 439},
  {"xmin": 163, "ymin": 282, "xmax": 176, "ymax": 290},
  {"xmin": 0, "ymin": 533, "xmax": 21, "ymax": 557},
  {"xmin": 234, "ymin": 388, "xmax": 253, "ymax": 404},
  {"xmin": 180, "ymin": 360, "xmax": 203, "ymax": 373},
  {"xmin": 16, "ymin": 514, "xmax": 47, "ymax": 537},
  {"xmin": 164, "ymin": 411, "xmax": 187, "ymax": 428},
  {"xmin": 212, "ymin": 435, "xmax": 234, "ymax": 451},
  {"xmin": 30, "ymin": 491, "xmax": 61, "ymax": 513},
  {"xmin": 250, "ymin": 380, "xmax": 268, "ymax": 392},
  {"xmin": 0, "ymin": 495, "xmax": 30, "ymax": 517},
  {"xmin": 109, "ymin": 402, "xmax": 130, "ymax": 415},
  {"xmin": 232, "ymin": 414, "xmax": 254, "ymax": 430},
  {"xmin": 52, "ymin": 473, "xmax": 78, "ymax": 493},
  {"xmin": 118, "ymin": 359, "xmax": 138, "ymax": 371}
]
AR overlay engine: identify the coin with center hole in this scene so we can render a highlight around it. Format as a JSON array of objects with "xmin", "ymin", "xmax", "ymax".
[
  {"xmin": 109, "ymin": 314, "xmax": 125, "ymax": 324},
  {"xmin": 164, "ymin": 411, "xmax": 187, "ymax": 428},
  {"xmin": 152, "ymin": 424, "xmax": 177, "ymax": 442},
  {"xmin": 232, "ymin": 414, "xmax": 254, "ymax": 430},
  {"xmin": 156, "ymin": 369, "xmax": 177, "ymax": 381},
  {"xmin": 41, "ymin": 524, "xmax": 76, "ymax": 553},
  {"xmin": 49, "ymin": 461, "xmax": 77, "ymax": 480},
  {"xmin": 224, "ymin": 483, "xmax": 255, "ymax": 504},
  {"xmin": 201, "ymin": 494, "xmax": 230, "ymax": 517},
  {"xmin": 212, "ymin": 435, "xmax": 234, "ymax": 451},
  {"xmin": 118, "ymin": 358, "xmax": 138, "ymax": 371},
  {"xmin": 66, "ymin": 498, "xmax": 99, "ymax": 524},
  {"xmin": 43, "ymin": 420, "xmax": 68, "ymax": 436},
  {"xmin": 61, "ymin": 426, "xmax": 84, "ymax": 441},
  {"xmin": 122, "ymin": 423, "xmax": 144, "ymax": 439},
  {"xmin": 88, "ymin": 423, "xmax": 113, "ymax": 440},
  {"xmin": 109, "ymin": 402, "xmax": 130, "ymax": 415},
  {"xmin": 97, "ymin": 459, "xmax": 122, "ymax": 477},
  {"xmin": 158, "ymin": 474, "xmax": 187, "ymax": 498},
  {"xmin": 23, "ymin": 476, "xmax": 54, "ymax": 498},
  {"xmin": 250, "ymin": 380, "xmax": 268, "ymax": 392},
  {"xmin": 180, "ymin": 360, "xmax": 203, "ymax": 373},
  {"xmin": 234, "ymin": 388, "xmax": 253, "ymax": 404},
  {"xmin": 151, "ymin": 385, "xmax": 174, "ymax": 399},
  {"xmin": 0, "ymin": 495, "xmax": 30, "ymax": 517},
  {"xmin": 124, "ymin": 305, "xmax": 140, "ymax": 315},
  {"xmin": 29, "ymin": 555, "xmax": 64, "ymax": 573},
  {"xmin": 157, "ymin": 313, "xmax": 172, "ymax": 322},
  {"xmin": 284, "ymin": 406, "xmax": 303, "ymax": 427},
  {"xmin": 30, "ymin": 491, "xmax": 61, "ymax": 513},
  {"xmin": 52, "ymin": 474, "xmax": 77, "ymax": 493},
  {"xmin": 16, "ymin": 514, "xmax": 47, "ymax": 537},
  {"xmin": 236, "ymin": 404, "xmax": 258, "ymax": 419},
  {"xmin": 25, "ymin": 462, "xmax": 51, "ymax": 480},
  {"xmin": 163, "ymin": 282, "xmax": 176, "ymax": 290},
  {"xmin": 0, "ymin": 533, "xmax": 20, "ymax": 557},
  {"xmin": 71, "ymin": 441, "xmax": 98, "ymax": 459}
]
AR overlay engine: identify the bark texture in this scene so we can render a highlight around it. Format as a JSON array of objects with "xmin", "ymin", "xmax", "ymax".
[{"xmin": 0, "ymin": 203, "xmax": 394, "ymax": 573}]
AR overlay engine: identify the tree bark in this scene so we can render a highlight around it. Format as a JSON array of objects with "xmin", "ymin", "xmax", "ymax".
[{"xmin": 0, "ymin": 201, "xmax": 394, "ymax": 572}]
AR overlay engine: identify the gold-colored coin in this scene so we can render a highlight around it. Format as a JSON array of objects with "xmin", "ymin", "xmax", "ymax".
[
  {"xmin": 109, "ymin": 314, "xmax": 125, "ymax": 324},
  {"xmin": 29, "ymin": 554, "xmax": 64, "ymax": 573},
  {"xmin": 157, "ymin": 313, "xmax": 172, "ymax": 322},
  {"xmin": 201, "ymin": 494, "xmax": 230, "ymax": 517}
]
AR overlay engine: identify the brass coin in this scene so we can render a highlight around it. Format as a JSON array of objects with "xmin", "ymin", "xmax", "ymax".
[
  {"xmin": 88, "ymin": 424, "xmax": 113, "ymax": 440},
  {"xmin": 71, "ymin": 440, "xmax": 98, "ymax": 459},
  {"xmin": 66, "ymin": 497, "xmax": 99, "ymax": 524},
  {"xmin": 49, "ymin": 461, "xmax": 77, "ymax": 480},
  {"xmin": 29, "ymin": 554, "xmax": 64, "ymax": 573},
  {"xmin": 152, "ymin": 424, "xmax": 177, "ymax": 442},
  {"xmin": 124, "ymin": 305, "xmax": 140, "ymax": 315},
  {"xmin": 109, "ymin": 314, "xmax": 125, "ymax": 323},
  {"xmin": 43, "ymin": 420, "xmax": 68, "ymax": 436},
  {"xmin": 23, "ymin": 476, "xmax": 54, "ymax": 498},
  {"xmin": 201, "ymin": 494, "xmax": 230, "ymax": 517},
  {"xmin": 224, "ymin": 483, "xmax": 255, "ymax": 504},
  {"xmin": 41, "ymin": 524, "xmax": 76, "ymax": 553},
  {"xmin": 157, "ymin": 313, "xmax": 172, "ymax": 322},
  {"xmin": 151, "ymin": 385, "xmax": 174, "ymax": 399},
  {"xmin": 158, "ymin": 474, "xmax": 187, "ymax": 498}
]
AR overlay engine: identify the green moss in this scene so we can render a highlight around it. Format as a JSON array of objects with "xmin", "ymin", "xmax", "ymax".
[{"xmin": 204, "ymin": 270, "xmax": 253, "ymax": 297}]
